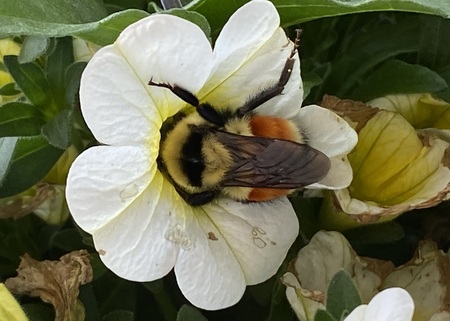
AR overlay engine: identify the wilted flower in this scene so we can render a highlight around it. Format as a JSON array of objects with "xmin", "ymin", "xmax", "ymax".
[
  {"xmin": 66, "ymin": 1, "xmax": 356, "ymax": 309},
  {"xmin": 283, "ymin": 231, "xmax": 450, "ymax": 321},
  {"xmin": 320, "ymin": 96, "xmax": 450, "ymax": 228},
  {"xmin": 368, "ymin": 93, "xmax": 450, "ymax": 130}
]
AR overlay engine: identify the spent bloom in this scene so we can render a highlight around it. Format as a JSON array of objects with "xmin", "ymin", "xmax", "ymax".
[
  {"xmin": 319, "ymin": 96, "xmax": 450, "ymax": 229},
  {"xmin": 283, "ymin": 231, "xmax": 450, "ymax": 321},
  {"xmin": 66, "ymin": 0, "xmax": 356, "ymax": 309}
]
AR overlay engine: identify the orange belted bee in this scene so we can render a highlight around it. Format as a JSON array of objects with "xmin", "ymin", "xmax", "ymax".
[{"xmin": 149, "ymin": 31, "xmax": 330, "ymax": 206}]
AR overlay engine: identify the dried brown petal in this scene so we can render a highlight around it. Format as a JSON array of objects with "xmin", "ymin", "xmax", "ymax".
[
  {"xmin": 320, "ymin": 95, "xmax": 378, "ymax": 132},
  {"xmin": 5, "ymin": 250, "xmax": 93, "ymax": 321}
]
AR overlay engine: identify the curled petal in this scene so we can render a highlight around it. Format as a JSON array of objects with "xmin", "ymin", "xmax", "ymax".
[
  {"xmin": 298, "ymin": 105, "xmax": 358, "ymax": 158},
  {"xmin": 66, "ymin": 146, "xmax": 155, "ymax": 233}
]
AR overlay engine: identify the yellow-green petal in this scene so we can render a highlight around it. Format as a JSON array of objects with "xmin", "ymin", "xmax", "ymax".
[
  {"xmin": 369, "ymin": 94, "xmax": 450, "ymax": 130},
  {"xmin": 0, "ymin": 284, "xmax": 28, "ymax": 321}
]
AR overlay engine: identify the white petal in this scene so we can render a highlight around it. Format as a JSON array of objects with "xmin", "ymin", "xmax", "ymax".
[
  {"xmin": 308, "ymin": 156, "xmax": 354, "ymax": 190},
  {"xmin": 92, "ymin": 173, "xmax": 184, "ymax": 281},
  {"xmin": 174, "ymin": 209, "xmax": 246, "ymax": 310},
  {"xmin": 365, "ymin": 288, "xmax": 414, "ymax": 321},
  {"xmin": 344, "ymin": 305, "xmax": 368, "ymax": 321},
  {"xmin": 66, "ymin": 145, "xmax": 155, "ymax": 233},
  {"xmin": 80, "ymin": 14, "xmax": 214, "ymax": 146},
  {"xmin": 200, "ymin": 0, "xmax": 303, "ymax": 118},
  {"xmin": 80, "ymin": 46, "xmax": 163, "ymax": 146},
  {"xmin": 298, "ymin": 105, "xmax": 358, "ymax": 158},
  {"xmin": 204, "ymin": 197, "xmax": 299, "ymax": 284},
  {"xmin": 115, "ymin": 14, "xmax": 214, "ymax": 113}
]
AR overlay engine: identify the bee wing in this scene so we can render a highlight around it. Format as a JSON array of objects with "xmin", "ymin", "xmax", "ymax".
[{"xmin": 212, "ymin": 130, "xmax": 331, "ymax": 188}]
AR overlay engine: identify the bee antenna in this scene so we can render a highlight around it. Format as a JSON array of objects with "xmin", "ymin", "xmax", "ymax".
[{"xmin": 290, "ymin": 29, "xmax": 303, "ymax": 59}]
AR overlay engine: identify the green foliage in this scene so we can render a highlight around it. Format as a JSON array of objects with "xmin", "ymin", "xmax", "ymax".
[{"xmin": 177, "ymin": 305, "xmax": 208, "ymax": 321}]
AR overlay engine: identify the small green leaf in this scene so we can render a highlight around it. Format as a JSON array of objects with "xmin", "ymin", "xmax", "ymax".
[
  {"xmin": 166, "ymin": 8, "xmax": 211, "ymax": 39},
  {"xmin": 3, "ymin": 55, "xmax": 55, "ymax": 116},
  {"xmin": 326, "ymin": 270, "xmax": 362, "ymax": 321},
  {"xmin": 0, "ymin": 137, "xmax": 17, "ymax": 184},
  {"xmin": 177, "ymin": 305, "xmax": 208, "ymax": 321},
  {"xmin": 46, "ymin": 37, "xmax": 74, "ymax": 107},
  {"xmin": 42, "ymin": 109, "xmax": 72, "ymax": 149},
  {"xmin": 0, "ymin": 83, "xmax": 21, "ymax": 96},
  {"xmin": 315, "ymin": 309, "xmax": 337, "ymax": 321},
  {"xmin": 102, "ymin": 311, "xmax": 134, "ymax": 321},
  {"xmin": 350, "ymin": 59, "xmax": 447, "ymax": 101},
  {"xmin": 19, "ymin": 35, "xmax": 51, "ymax": 63},
  {"xmin": 65, "ymin": 61, "xmax": 87, "ymax": 107},
  {"xmin": 186, "ymin": 0, "xmax": 246, "ymax": 37},
  {"xmin": 0, "ymin": 102, "xmax": 45, "ymax": 137},
  {"xmin": 0, "ymin": 135, "xmax": 64, "ymax": 198}
]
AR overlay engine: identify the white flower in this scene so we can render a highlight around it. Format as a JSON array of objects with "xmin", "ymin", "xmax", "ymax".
[
  {"xmin": 344, "ymin": 288, "xmax": 414, "ymax": 321},
  {"xmin": 66, "ymin": 0, "xmax": 356, "ymax": 310}
]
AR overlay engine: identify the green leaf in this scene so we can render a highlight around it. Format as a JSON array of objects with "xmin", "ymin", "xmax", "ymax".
[
  {"xmin": 177, "ymin": 305, "xmax": 208, "ymax": 321},
  {"xmin": 0, "ymin": 102, "xmax": 45, "ymax": 137},
  {"xmin": 0, "ymin": 82, "xmax": 21, "ymax": 96},
  {"xmin": 0, "ymin": 9, "xmax": 148, "ymax": 46},
  {"xmin": 42, "ymin": 109, "xmax": 72, "ymax": 149},
  {"xmin": 3, "ymin": 55, "xmax": 55, "ymax": 117},
  {"xmin": 0, "ymin": 137, "xmax": 16, "ymax": 185},
  {"xmin": 315, "ymin": 309, "xmax": 337, "ymax": 321},
  {"xmin": 272, "ymin": 0, "xmax": 450, "ymax": 26},
  {"xmin": 46, "ymin": 37, "xmax": 74, "ymax": 107},
  {"xmin": 0, "ymin": 0, "xmax": 107, "ymax": 32},
  {"xmin": 74, "ymin": 10, "xmax": 149, "ymax": 45},
  {"xmin": 0, "ymin": 135, "xmax": 64, "ymax": 198},
  {"xmin": 186, "ymin": 0, "xmax": 247, "ymax": 37},
  {"xmin": 19, "ymin": 35, "xmax": 51, "ymax": 63},
  {"xmin": 326, "ymin": 270, "xmax": 361, "ymax": 320},
  {"xmin": 350, "ymin": 59, "xmax": 448, "ymax": 101},
  {"xmin": 166, "ymin": 8, "xmax": 211, "ymax": 39},
  {"xmin": 102, "ymin": 311, "xmax": 134, "ymax": 321},
  {"xmin": 417, "ymin": 15, "xmax": 450, "ymax": 69},
  {"xmin": 65, "ymin": 61, "xmax": 87, "ymax": 107},
  {"xmin": 343, "ymin": 221, "xmax": 406, "ymax": 245},
  {"xmin": 436, "ymin": 65, "xmax": 450, "ymax": 103},
  {"xmin": 187, "ymin": 0, "xmax": 450, "ymax": 38},
  {"xmin": 322, "ymin": 17, "xmax": 420, "ymax": 97}
]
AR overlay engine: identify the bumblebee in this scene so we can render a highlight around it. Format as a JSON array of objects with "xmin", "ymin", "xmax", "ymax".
[{"xmin": 149, "ymin": 31, "xmax": 330, "ymax": 206}]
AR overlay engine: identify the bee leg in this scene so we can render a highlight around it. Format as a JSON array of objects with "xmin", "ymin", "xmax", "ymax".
[
  {"xmin": 148, "ymin": 79, "xmax": 225, "ymax": 126},
  {"xmin": 184, "ymin": 191, "xmax": 218, "ymax": 206},
  {"xmin": 174, "ymin": 183, "xmax": 218, "ymax": 206},
  {"xmin": 237, "ymin": 29, "xmax": 302, "ymax": 116}
]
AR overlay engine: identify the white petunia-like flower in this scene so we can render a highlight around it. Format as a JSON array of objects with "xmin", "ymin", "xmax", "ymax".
[
  {"xmin": 66, "ymin": 0, "xmax": 356, "ymax": 310},
  {"xmin": 344, "ymin": 288, "xmax": 414, "ymax": 321}
]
